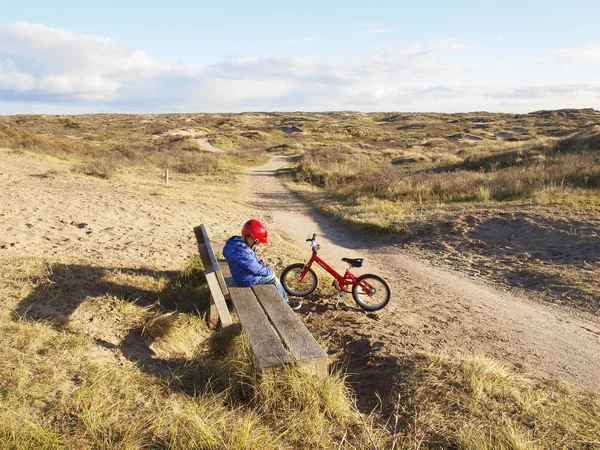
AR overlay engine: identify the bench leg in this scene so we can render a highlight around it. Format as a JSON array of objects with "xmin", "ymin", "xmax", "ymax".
[
  {"xmin": 205, "ymin": 271, "xmax": 233, "ymax": 328},
  {"xmin": 208, "ymin": 294, "xmax": 219, "ymax": 328}
]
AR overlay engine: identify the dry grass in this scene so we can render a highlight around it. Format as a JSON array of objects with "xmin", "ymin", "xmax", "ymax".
[
  {"xmin": 292, "ymin": 130, "xmax": 600, "ymax": 210},
  {"xmin": 0, "ymin": 317, "xmax": 278, "ymax": 449},
  {"xmin": 386, "ymin": 353, "xmax": 600, "ymax": 449},
  {"xmin": 3, "ymin": 304, "xmax": 598, "ymax": 449},
  {"xmin": 3, "ymin": 252, "xmax": 599, "ymax": 449},
  {"xmin": 1, "ymin": 255, "xmax": 598, "ymax": 448}
]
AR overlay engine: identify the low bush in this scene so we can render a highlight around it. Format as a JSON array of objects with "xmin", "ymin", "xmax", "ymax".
[
  {"xmin": 72, "ymin": 154, "xmax": 118, "ymax": 179},
  {"xmin": 174, "ymin": 152, "xmax": 225, "ymax": 175}
]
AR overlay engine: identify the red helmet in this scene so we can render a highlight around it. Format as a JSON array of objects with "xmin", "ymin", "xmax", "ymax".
[{"xmin": 241, "ymin": 219, "xmax": 268, "ymax": 244}]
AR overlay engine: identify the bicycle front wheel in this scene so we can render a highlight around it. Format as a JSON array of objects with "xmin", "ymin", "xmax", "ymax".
[
  {"xmin": 281, "ymin": 263, "xmax": 319, "ymax": 297},
  {"xmin": 352, "ymin": 274, "xmax": 391, "ymax": 311}
]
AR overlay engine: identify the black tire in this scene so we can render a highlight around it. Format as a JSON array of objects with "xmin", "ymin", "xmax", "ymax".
[
  {"xmin": 352, "ymin": 274, "xmax": 391, "ymax": 311},
  {"xmin": 281, "ymin": 263, "xmax": 319, "ymax": 297}
]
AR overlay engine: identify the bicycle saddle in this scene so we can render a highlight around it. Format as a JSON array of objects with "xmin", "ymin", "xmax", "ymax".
[{"xmin": 342, "ymin": 258, "xmax": 364, "ymax": 268}]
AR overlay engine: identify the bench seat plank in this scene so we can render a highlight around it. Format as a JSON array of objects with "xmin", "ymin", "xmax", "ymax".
[
  {"xmin": 252, "ymin": 284, "xmax": 328, "ymax": 377},
  {"xmin": 228, "ymin": 286, "xmax": 292, "ymax": 368},
  {"xmin": 221, "ymin": 264, "xmax": 291, "ymax": 368}
]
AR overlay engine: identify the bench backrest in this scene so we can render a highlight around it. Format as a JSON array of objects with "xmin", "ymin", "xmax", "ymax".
[{"xmin": 193, "ymin": 224, "xmax": 232, "ymax": 327}]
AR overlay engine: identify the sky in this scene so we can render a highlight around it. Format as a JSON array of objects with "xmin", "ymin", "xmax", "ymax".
[{"xmin": 1, "ymin": 0, "xmax": 599, "ymax": 114}]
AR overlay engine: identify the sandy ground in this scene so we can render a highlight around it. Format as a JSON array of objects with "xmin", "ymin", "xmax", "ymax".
[{"xmin": 1, "ymin": 150, "xmax": 599, "ymax": 408}]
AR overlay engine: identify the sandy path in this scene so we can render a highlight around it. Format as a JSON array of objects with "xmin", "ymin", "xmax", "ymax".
[
  {"xmin": 197, "ymin": 138, "xmax": 224, "ymax": 153},
  {"xmin": 241, "ymin": 156, "xmax": 600, "ymax": 393}
]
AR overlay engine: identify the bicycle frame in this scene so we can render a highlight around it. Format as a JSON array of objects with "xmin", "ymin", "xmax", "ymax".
[
  {"xmin": 299, "ymin": 252, "xmax": 364, "ymax": 293},
  {"xmin": 282, "ymin": 234, "xmax": 390, "ymax": 310}
]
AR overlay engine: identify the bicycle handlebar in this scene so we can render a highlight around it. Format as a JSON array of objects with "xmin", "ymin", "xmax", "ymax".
[{"xmin": 306, "ymin": 233, "xmax": 316, "ymax": 242}]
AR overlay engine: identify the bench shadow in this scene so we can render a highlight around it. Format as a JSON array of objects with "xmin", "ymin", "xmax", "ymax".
[
  {"xmin": 12, "ymin": 262, "xmax": 219, "ymax": 396},
  {"xmin": 298, "ymin": 293, "xmax": 395, "ymax": 411},
  {"xmin": 299, "ymin": 294, "xmax": 364, "ymax": 314},
  {"xmin": 13, "ymin": 263, "xmax": 206, "ymax": 325}
]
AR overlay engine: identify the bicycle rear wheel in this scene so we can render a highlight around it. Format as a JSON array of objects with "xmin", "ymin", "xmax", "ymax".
[
  {"xmin": 281, "ymin": 263, "xmax": 319, "ymax": 297},
  {"xmin": 352, "ymin": 274, "xmax": 391, "ymax": 311}
]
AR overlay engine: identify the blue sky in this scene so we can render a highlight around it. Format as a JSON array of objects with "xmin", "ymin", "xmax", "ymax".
[{"xmin": 1, "ymin": 0, "xmax": 599, "ymax": 113}]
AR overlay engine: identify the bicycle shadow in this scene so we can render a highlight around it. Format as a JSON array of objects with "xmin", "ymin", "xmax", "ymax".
[
  {"xmin": 298, "ymin": 292, "xmax": 397, "ymax": 411},
  {"xmin": 335, "ymin": 332, "xmax": 401, "ymax": 413},
  {"xmin": 300, "ymin": 296, "xmax": 364, "ymax": 314}
]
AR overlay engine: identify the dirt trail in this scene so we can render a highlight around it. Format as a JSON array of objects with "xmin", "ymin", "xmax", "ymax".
[
  {"xmin": 197, "ymin": 138, "xmax": 224, "ymax": 153},
  {"xmin": 242, "ymin": 156, "xmax": 600, "ymax": 393}
]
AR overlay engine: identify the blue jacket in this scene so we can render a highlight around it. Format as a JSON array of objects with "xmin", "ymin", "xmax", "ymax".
[{"xmin": 223, "ymin": 236, "xmax": 273, "ymax": 287}]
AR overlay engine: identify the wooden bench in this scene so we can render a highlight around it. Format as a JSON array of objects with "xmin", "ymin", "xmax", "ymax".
[{"xmin": 193, "ymin": 224, "xmax": 328, "ymax": 378}]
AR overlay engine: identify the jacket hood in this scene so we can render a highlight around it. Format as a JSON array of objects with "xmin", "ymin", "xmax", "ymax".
[{"xmin": 223, "ymin": 236, "xmax": 247, "ymax": 254}]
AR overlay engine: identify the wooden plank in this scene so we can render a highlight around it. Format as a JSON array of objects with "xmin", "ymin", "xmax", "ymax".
[
  {"xmin": 196, "ymin": 244, "xmax": 214, "ymax": 272},
  {"xmin": 193, "ymin": 224, "xmax": 220, "ymax": 272},
  {"xmin": 221, "ymin": 262, "xmax": 236, "ymax": 288},
  {"xmin": 193, "ymin": 223, "xmax": 229, "ymax": 297},
  {"xmin": 215, "ymin": 268, "xmax": 229, "ymax": 298},
  {"xmin": 228, "ymin": 286, "xmax": 291, "ymax": 369},
  {"xmin": 252, "ymin": 284, "xmax": 328, "ymax": 378},
  {"xmin": 208, "ymin": 294, "xmax": 218, "ymax": 327},
  {"xmin": 205, "ymin": 271, "xmax": 233, "ymax": 327},
  {"xmin": 193, "ymin": 224, "xmax": 206, "ymax": 245},
  {"xmin": 199, "ymin": 224, "xmax": 221, "ymax": 271}
]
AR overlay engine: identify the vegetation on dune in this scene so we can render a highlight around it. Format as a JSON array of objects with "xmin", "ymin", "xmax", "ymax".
[
  {"xmin": 292, "ymin": 128, "xmax": 600, "ymax": 209},
  {"xmin": 0, "ymin": 115, "xmax": 280, "ymax": 178},
  {"xmin": 282, "ymin": 116, "xmax": 600, "ymax": 311}
]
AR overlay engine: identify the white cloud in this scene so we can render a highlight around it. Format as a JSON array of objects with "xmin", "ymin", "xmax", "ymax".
[
  {"xmin": 0, "ymin": 22, "xmax": 170, "ymax": 100},
  {"xmin": 1, "ymin": 22, "xmax": 599, "ymax": 113},
  {"xmin": 0, "ymin": 58, "xmax": 36, "ymax": 91},
  {"xmin": 429, "ymin": 38, "xmax": 473, "ymax": 52},
  {"xmin": 537, "ymin": 44, "xmax": 600, "ymax": 63}
]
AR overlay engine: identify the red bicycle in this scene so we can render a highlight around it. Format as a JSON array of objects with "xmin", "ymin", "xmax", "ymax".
[{"xmin": 280, "ymin": 234, "xmax": 391, "ymax": 311}]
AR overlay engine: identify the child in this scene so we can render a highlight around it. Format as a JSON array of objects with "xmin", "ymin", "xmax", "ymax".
[{"xmin": 223, "ymin": 219, "xmax": 301, "ymax": 310}]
